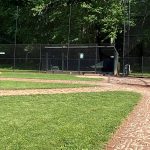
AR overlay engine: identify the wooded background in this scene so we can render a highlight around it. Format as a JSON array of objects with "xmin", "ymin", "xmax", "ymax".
[{"xmin": 0, "ymin": 0, "xmax": 149, "ymax": 56}]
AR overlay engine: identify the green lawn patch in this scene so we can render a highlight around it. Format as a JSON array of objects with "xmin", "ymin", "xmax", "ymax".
[
  {"xmin": 0, "ymin": 91, "xmax": 140, "ymax": 149},
  {"xmin": 0, "ymin": 67, "xmax": 37, "ymax": 72},
  {"xmin": 130, "ymin": 72, "xmax": 150, "ymax": 78},
  {"xmin": 0, "ymin": 80, "xmax": 93, "ymax": 89},
  {"xmin": 0, "ymin": 72, "xmax": 101, "ymax": 81}
]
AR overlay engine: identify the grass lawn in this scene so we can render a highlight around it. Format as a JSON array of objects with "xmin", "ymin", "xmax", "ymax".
[
  {"xmin": 130, "ymin": 72, "xmax": 150, "ymax": 78},
  {"xmin": 0, "ymin": 72, "xmax": 102, "ymax": 81},
  {"xmin": 0, "ymin": 80, "xmax": 94, "ymax": 90},
  {"xmin": 0, "ymin": 92, "xmax": 140, "ymax": 149}
]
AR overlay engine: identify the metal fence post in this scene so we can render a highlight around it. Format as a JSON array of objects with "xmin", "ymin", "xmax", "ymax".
[
  {"xmin": 39, "ymin": 44, "xmax": 42, "ymax": 72},
  {"xmin": 142, "ymin": 56, "xmax": 143, "ymax": 76},
  {"xmin": 62, "ymin": 52, "xmax": 64, "ymax": 71},
  {"xmin": 13, "ymin": 44, "xmax": 16, "ymax": 71},
  {"xmin": 95, "ymin": 45, "xmax": 98, "ymax": 74},
  {"xmin": 78, "ymin": 53, "xmax": 80, "ymax": 73},
  {"xmin": 46, "ymin": 52, "xmax": 48, "ymax": 72}
]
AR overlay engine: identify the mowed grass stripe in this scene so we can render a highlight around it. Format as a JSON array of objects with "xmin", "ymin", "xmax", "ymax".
[
  {"xmin": 0, "ymin": 80, "xmax": 94, "ymax": 90},
  {"xmin": 0, "ymin": 92, "xmax": 141, "ymax": 149},
  {"xmin": 0, "ymin": 72, "xmax": 102, "ymax": 81}
]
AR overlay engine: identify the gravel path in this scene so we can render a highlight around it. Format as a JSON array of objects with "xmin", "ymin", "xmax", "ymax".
[{"xmin": 0, "ymin": 76, "xmax": 150, "ymax": 149}]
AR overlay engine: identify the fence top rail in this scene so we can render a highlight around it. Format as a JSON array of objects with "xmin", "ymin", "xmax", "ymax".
[
  {"xmin": 0, "ymin": 43, "xmax": 113, "ymax": 46},
  {"xmin": 45, "ymin": 46, "xmax": 115, "ymax": 49}
]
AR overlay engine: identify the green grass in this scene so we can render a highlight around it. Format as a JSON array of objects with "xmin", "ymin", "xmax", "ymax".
[
  {"xmin": 0, "ymin": 80, "xmax": 94, "ymax": 89},
  {"xmin": 0, "ymin": 92, "xmax": 140, "ymax": 149},
  {"xmin": 130, "ymin": 72, "xmax": 150, "ymax": 78},
  {"xmin": 0, "ymin": 67, "xmax": 38, "ymax": 72},
  {"xmin": 0, "ymin": 72, "xmax": 101, "ymax": 81}
]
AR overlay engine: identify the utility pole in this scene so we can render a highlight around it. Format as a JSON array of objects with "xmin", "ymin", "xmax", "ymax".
[
  {"xmin": 67, "ymin": 4, "xmax": 71, "ymax": 71},
  {"xmin": 123, "ymin": 0, "xmax": 126, "ymax": 75},
  {"xmin": 128, "ymin": 0, "xmax": 131, "ymax": 51},
  {"xmin": 14, "ymin": 5, "xmax": 19, "ymax": 71},
  {"xmin": 123, "ymin": 0, "xmax": 131, "ymax": 75}
]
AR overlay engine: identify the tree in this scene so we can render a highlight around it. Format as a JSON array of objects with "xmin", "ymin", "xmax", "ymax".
[{"xmin": 0, "ymin": 0, "xmax": 142, "ymax": 45}]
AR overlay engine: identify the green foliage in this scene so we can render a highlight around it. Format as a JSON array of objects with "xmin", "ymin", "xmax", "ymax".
[{"xmin": 0, "ymin": 0, "xmax": 149, "ymax": 44}]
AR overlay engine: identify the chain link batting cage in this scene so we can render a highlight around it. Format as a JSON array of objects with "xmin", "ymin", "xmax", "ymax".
[{"xmin": 0, "ymin": 44, "xmax": 119, "ymax": 75}]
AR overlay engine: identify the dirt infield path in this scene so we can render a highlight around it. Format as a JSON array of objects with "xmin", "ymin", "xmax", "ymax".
[
  {"xmin": 106, "ymin": 92, "xmax": 150, "ymax": 150},
  {"xmin": 106, "ymin": 86, "xmax": 150, "ymax": 149},
  {"xmin": 0, "ymin": 83, "xmax": 135, "ymax": 96},
  {"xmin": 0, "ymin": 76, "xmax": 150, "ymax": 149},
  {"xmin": 0, "ymin": 77, "xmax": 101, "ymax": 85}
]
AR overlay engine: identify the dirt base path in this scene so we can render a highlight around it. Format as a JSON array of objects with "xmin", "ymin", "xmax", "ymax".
[
  {"xmin": 0, "ymin": 76, "xmax": 148, "ymax": 96},
  {"xmin": 106, "ymin": 92, "xmax": 150, "ymax": 150},
  {"xmin": 0, "ymin": 77, "xmax": 102, "ymax": 85},
  {"xmin": 0, "ymin": 76, "xmax": 150, "ymax": 149},
  {"xmin": 0, "ymin": 83, "xmax": 135, "ymax": 96}
]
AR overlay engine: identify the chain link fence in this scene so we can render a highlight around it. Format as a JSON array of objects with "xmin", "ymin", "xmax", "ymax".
[
  {"xmin": 0, "ymin": 44, "xmax": 149, "ymax": 75},
  {"xmin": 119, "ymin": 57, "xmax": 150, "ymax": 76},
  {"xmin": 0, "ymin": 44, "xmax": 41, "ymax": 71},
  {"xmin": 0, "ymin": 44, "xmax": 100, "ymax": 73}
]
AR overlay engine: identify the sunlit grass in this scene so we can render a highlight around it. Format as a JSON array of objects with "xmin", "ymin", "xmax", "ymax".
[
  {"xmin": 0, "ymin": 80, "xmax": 94, "ymax": 89},
  {"xmin": 0, "ymin": 92, "xmax": 141, "ymax": 149},
  {"xmin": 0, "ymin": 71, "xmax": 102, "ymax": 81}
]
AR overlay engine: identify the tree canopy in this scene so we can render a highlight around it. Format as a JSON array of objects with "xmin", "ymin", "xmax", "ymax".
[{"xmin": 0, "ymin": 0, "xmax": 149, "ymax": 45}]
